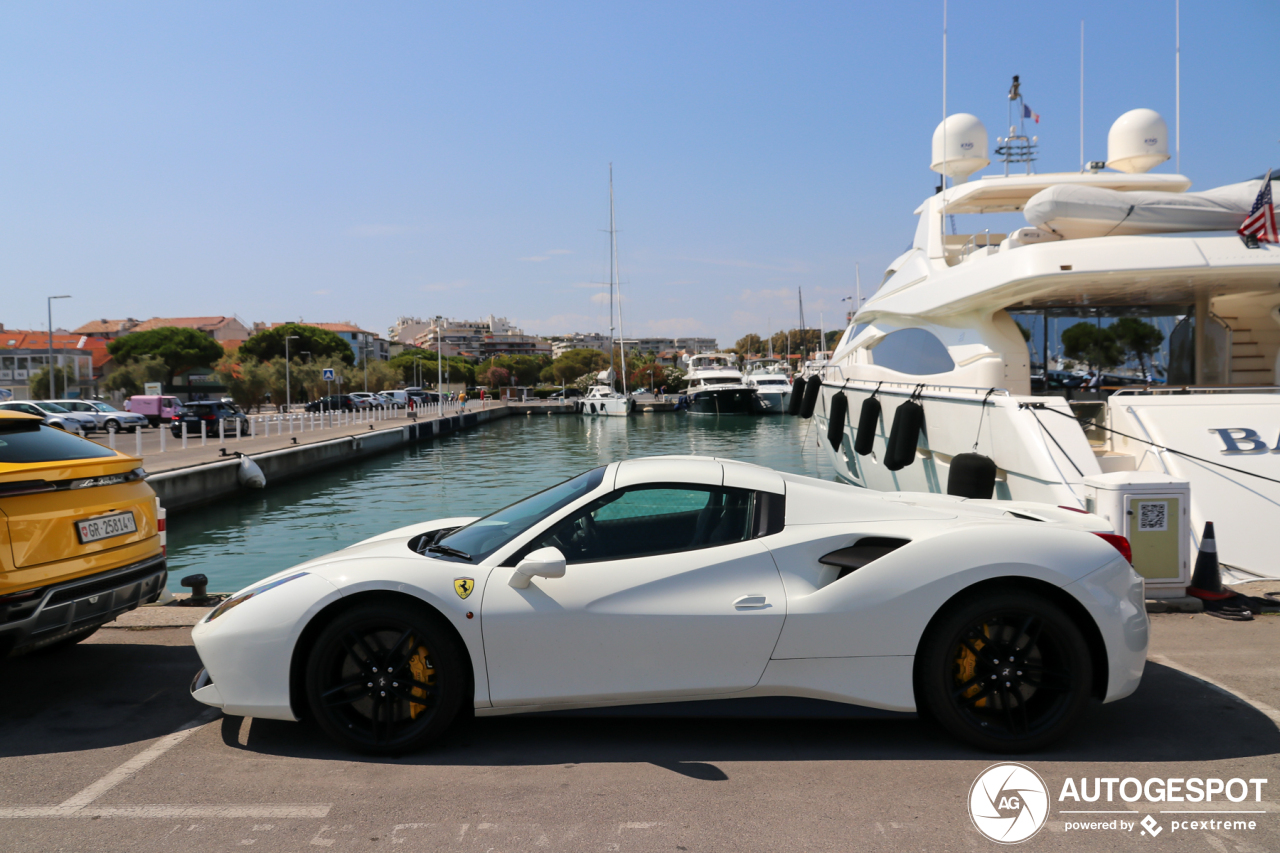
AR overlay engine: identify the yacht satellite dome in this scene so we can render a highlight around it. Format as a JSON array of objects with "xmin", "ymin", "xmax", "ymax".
[
  {"xmin": 931, "ymin": 114, "xmax": 990, "ymax": 183},
  {"xmin": 1106, "ymin": 108, "xmax": 1170, "ymax": 174}
]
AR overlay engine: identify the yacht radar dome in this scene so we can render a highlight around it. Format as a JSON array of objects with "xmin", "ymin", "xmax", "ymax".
[
  {"xmin": 931, "ymin": 114, "xmax": 989, "ymax": 184},
  {"xmin": 1106, "ymin": 108, "xmax": 1171, "ymax": 174}
]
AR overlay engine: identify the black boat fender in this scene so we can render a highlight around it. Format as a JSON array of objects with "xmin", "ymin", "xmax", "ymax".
[
  {"xmin": 787, "ymin": 377, "xmax": 806, "ymax": 415},
  {"xmin": 884, "ymin": 394, "xmax": 924, "ymax": 471},
  {"xmin": 826, "ymin": 390, "xmax": 848, "ymax": 450},
  {"xmin": 799, "ymin": 377, "xmax": 821, "ymax": 419},
  {"xmin": 854, "ymin": 384, "xmax": 882, "ymax": 457}
]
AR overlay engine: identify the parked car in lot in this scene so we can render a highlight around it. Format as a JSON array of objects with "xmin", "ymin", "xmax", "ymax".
[
  {"xmin": 124, "ymin": 395, "xmax": 183, "ymax": 428},
  {"xmin": 348, "ymin": 392, "xmax": 385, "ymax": 409},
  {"xmin": 0, "ymin": 410, "xmax": 166, "ymax": 656},
  {"xmin": 50, "ymin": 399, "xmax": 148, "ymax": 433},
  {"xmin": 377, "ymin": 390, "xmax": 409, "ymax": 408},
  {"xmin": 170, "ymin": 401, "xmax": 249, "ymax": 437},
  {"xmin": 189, "ymin": 456, "xmax": 1146, "ymax": 755},
  {"xmin": 0, "ymin": 401, "xmax": 98, "ymax": 433},
  {"xmin": 304, "ymin": 395, "xmax": 359, "ymax": 413}
]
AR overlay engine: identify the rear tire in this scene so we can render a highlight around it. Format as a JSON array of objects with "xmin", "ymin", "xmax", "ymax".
[
  {"xmin": 304, "ymin": 602, "xmax": 465, "ymax": 755},
  {"xmin": 916, "ymin": 590, "xmax": 1092, "ymax": 753}
]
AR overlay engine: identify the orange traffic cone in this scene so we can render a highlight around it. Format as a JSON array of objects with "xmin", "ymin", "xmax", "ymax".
[{"xmin": 1187, "ymin": 522, "xmax": 1235, "ymax": 601}]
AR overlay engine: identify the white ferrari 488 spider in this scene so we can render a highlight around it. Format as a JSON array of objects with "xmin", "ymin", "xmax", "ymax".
[{"xmin": 190, "ymin": 456, "xmax": 1148, "ymax": 754}]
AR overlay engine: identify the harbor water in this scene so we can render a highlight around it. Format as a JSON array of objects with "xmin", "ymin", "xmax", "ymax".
[{"xmin": 167, "ymin": 413, "xmax": 836, "ymax": 593}]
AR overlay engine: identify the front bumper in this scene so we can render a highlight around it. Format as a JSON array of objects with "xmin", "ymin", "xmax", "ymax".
[{"xmin": 0, "ymin": 554, "xmax": 167, "ymax": 655}]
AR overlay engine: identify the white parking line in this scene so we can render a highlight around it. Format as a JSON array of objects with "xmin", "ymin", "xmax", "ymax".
[
  {"xmin": 0, "ymin": 709, "xmax": 331, "ymax": 820},
  {"xmin": 59, "ymin": 709, "xmax": 219, "ymax": 809},
  {"xmin": 1150, "ymin": 654, "xmax": 1280, "ymax": 728},
  {"xmin": 0, "ymin": 805, "xmax": 331, "ymax": 819}
]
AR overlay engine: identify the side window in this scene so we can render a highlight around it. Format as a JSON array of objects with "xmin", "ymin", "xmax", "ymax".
[
  {"xmin": 530, "ymin": 485, "xmax": 755, "ymax": 564},
  {"xmin": 868, "ymin": 328, "xmax": 955, "ymax": 375}
]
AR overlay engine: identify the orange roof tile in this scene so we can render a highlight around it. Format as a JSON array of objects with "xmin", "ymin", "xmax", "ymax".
[{"xmin": 132, "ymin": 316, "xmax": 241, "ymax": 333}]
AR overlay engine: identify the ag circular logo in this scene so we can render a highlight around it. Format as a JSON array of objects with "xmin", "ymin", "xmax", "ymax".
[{"xmin": 968, "ymin": 763, "xmax": 1050, "ymax": 844}]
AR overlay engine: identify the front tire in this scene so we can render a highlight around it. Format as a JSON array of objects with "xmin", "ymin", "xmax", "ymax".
[
  {"xmin": 303, "ymin": 602, "xmax": 465, "ymax": 755},
  {"xmin": 916, "ymin": 590, "xmax": 1092, "ymax": 753}
]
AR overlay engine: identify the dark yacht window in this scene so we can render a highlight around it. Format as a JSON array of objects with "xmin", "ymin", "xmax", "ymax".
[{"xmin": 868, "ymin": 328, "xmax": 955, "ymax": 375}]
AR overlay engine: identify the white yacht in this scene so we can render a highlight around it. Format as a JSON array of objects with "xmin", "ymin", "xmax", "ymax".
[
  {"xmin": 743, "ymin": 358, "xmax": 793, "ymax": 414},
  {"xmin": 809, "ymin": 100, "xmax": 1280, "ymax": 583},
  {"xmin": 579, "ymin": 166, "xmax": 633, "ymax": 418},
  {"xmin": 580, "ymin": 370, "xmax": 632, "ymax": 417},
  {"xmin": 684, "ymin": 353, "xmax": 759, "ymax": 415}
]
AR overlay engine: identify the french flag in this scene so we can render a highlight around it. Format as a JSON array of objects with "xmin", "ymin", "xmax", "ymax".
[{"xmin": 1023, "ymin": 103, "xmax": 1040, "ymax": 124}]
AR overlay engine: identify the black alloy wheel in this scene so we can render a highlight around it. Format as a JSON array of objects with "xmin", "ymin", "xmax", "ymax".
[
  {"xmin": 304, "ymin": 602, "xmax": 465, "ymax": 755},
  {"xmin": 106, "ymin": 420, "xmax": 119, "ymax": 433},
  {"xmin": 917, "ymin": 591, "xmax": 1092, "ymax": 752}
]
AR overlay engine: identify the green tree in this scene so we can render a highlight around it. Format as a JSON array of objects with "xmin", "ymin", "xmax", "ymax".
[
  {"xmin": 214, "ymin": 355, "xmax": 273, "ymax": 412},
  {"xmin": 1061, "ymin": 322, "xmax": 1123, "ymax": 370},
  {"xmin": 108, "ymin": 327, "xmax": 226, "ymax": 384},
  {"xmin": 1111, "ymin": 317, "xmax": 1164, "ymax": 377},
  {"xmin": 102, "ymin": 355, "xmax": 169, "ymax": 397},
  {"xmin": 734, "ymin": 334, "xmax": 764, "ymax": 355},
  {"xmin": 239, "ymin": 323, "xmax": 356, "ymax": 366},
  {"xmin": 481, "ymin": 366, "xmax": 512, "ymax": 388},
  {"xmin": 28, "ymin": 365, "xmax": 78, "ymax": 399},
  {"xmin": 630, "ymin": 362, "xmax": 666, "ymax": 391},
  {"xmin": 551, "ymin": 348, "xmax": 607, "ymax": 385}
]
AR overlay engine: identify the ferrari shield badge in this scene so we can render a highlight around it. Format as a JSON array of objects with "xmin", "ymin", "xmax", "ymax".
[{"xmin": 454, "ymin": 578, "xmax": 475, "ymax": 600}]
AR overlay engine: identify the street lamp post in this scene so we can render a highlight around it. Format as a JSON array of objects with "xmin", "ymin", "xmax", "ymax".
[
  {"xmin": 435, "ymin": 316, "xmax": 443, "ymax": 405},
  {"xmin": 285, "ymin": 335, "xmax": 300, "ymax": 412},
  {"xmin": 47, "ymin": 295, "xmax": 70, "ymax": 398},
  {"xmin": 362, "ymin": 335, "xmax": 369, "ymax": 392}
]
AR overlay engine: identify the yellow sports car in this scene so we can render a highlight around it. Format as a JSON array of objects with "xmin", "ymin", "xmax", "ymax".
[{"xmin": 0, "ymin": 410, "xmax": 166, "ymax": 656}]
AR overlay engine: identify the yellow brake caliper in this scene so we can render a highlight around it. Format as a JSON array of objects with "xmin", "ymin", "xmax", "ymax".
[
  {"xmin": 408, "ymin": 645, "xmax": 435, "ymax": 720},
  {"xmin": 955, "ymin": 625, "xmax": 989, "ymax": 708}
]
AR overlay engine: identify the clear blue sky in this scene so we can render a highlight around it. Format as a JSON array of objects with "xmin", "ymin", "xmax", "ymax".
[{"xmin": 2, "ymin": 2, "xmax": 1275, "ymax": 347}]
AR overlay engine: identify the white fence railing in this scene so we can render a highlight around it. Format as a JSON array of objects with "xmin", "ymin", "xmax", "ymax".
[{"xmin": 98, "ymin": 398, "xmax": 495, "ymax": 455}]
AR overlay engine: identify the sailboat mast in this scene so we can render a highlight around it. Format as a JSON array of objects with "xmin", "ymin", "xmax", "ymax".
[
  {"xmin": 607, "ymin": 165, "xmax": 616, "ymax": 384},
  {"xmin": 610, "ymin": 165, "xmax": 628, "ymax": 395}
]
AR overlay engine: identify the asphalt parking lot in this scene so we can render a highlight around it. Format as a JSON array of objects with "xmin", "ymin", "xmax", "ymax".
[{"xmin": 2, "ymin": 609, "xmax": 1278, "ymax": 852}]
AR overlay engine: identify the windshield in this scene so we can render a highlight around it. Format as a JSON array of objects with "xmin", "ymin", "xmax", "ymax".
[
  {"xmin": 90, "ymin": 402, "xmax": 119, "ymax": 412},
  {"xmin": 0, "ymin": 421, "xmax": 117, "ymax": 463},
  {"xmin": 434, "ymin": 466, "xmax": 607, "ymax": 562},
  {"xmin": 35, "ymin": 402, "xmax": 70, "ymax": 413}
]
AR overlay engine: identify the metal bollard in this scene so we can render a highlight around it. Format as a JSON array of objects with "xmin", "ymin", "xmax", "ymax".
[
  {"xmin": 136, "ymin": 428, "xmax": 143, "ymax": 457},
  {"xmin": 108, "ymin": 428, "xmax": 116, "ymax": 451},
  {"xmin": 182, "ymin": 422, "xmax": 188, "ymax": 450},
  {"xmin": 289, "ymin": 415, "xmax": 293, "ymax": 435},
  {"xmin": 235, "ymin": 419, "xmax": 241, "ymax": 442},
  {"xmin": 219, "ymin": 419, "xmax": 225, "ymax": 444},
  {"xmin": 160, "ymin": 425, "xmax": 166, "ymax": 453},
  {"xmin": 201, "ymin": 420, "xmax": 207, "ymax": 446}
]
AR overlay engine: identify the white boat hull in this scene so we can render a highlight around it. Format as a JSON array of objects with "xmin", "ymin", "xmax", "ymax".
[
  {"xmin": 580, "ymin": 397, "xmax": 632, "ymax": 416},
  {"xmin": 812, "ymin": 380, "xmax": 1280, "ymax": 580}
]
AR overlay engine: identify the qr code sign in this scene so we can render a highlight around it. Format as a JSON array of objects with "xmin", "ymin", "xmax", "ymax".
[{"xmin": 1138, "ymin": 501, "xmax": 1168, "ymax": 532}]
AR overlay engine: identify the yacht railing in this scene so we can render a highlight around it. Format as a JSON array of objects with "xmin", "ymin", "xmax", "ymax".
[
  {"xmin": 1111, "ymin": 385, "xmax": 1280, "ymax": 396},
  {"xmin": 822, "ymin": 371, "xmax": 1013, "ymax": 401}
]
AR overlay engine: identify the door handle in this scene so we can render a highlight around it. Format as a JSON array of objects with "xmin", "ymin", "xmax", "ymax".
[{"xmin": 733, "ymin": 594, "xmax": 769, "ymax": 609}]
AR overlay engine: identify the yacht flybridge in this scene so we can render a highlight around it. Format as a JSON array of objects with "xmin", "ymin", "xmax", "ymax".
[{"xmin": 811, "ymin": 97, "xmax": 1280, "ymax": 584}]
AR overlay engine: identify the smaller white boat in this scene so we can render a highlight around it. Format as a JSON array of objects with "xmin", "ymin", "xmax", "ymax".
[
  {"xmin": 744, "ymin": 359, "xmax": 793, "ymax": 414},
  {"xmin": 580, "ymin": 370, "xmax": 633, "ymax": 416}
]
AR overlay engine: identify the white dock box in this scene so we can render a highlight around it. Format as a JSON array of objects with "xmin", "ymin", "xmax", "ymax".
[{"xmin": 1081, "ymin": 472, "xmax": 1190, "ymax": 598}]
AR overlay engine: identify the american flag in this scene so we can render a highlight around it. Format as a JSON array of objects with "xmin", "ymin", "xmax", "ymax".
[{"xmin": 1239, "ymin": 169, "xmax": 1277, "ymax": 243}]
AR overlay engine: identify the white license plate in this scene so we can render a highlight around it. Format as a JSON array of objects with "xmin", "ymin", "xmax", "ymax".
[{"xmin": 75, "ymin": 511, "xmax": 138, "ymax": 544}]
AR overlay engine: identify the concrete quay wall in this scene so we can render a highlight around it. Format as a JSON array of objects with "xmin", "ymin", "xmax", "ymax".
[{"xmin": 150, "ymin": 406, "xmax": 511, "ymax": 513}]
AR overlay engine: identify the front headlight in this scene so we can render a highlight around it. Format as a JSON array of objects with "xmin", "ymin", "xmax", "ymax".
[{"xmin": 205, "ymin": 572, "xmax": 310, "ymax": 622}]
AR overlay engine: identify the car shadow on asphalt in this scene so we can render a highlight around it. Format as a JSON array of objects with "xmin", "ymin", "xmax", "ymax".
[
  {"xmin": 224, "ymin": 662, "xmax": 1280, "ymax": 775},
  {"xmin": 0, "ymin": 637, "xmax": 203, "ymax": 758}
]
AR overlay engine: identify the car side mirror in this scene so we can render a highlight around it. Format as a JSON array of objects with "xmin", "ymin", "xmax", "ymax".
[{"xmin": 509, "ymin": 547, "xmax": 567, "ymax": 589}]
